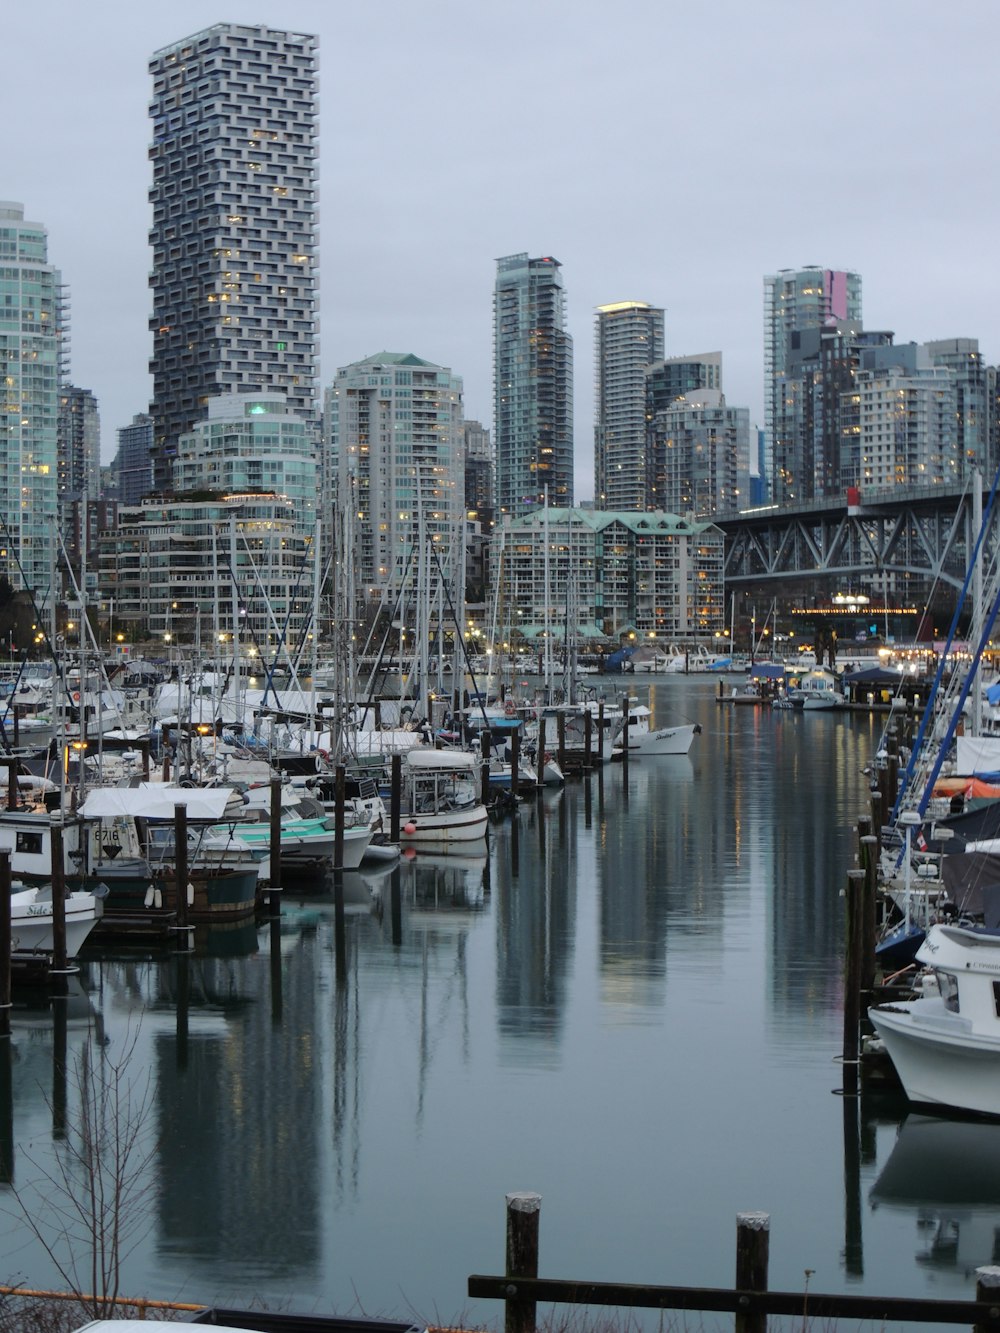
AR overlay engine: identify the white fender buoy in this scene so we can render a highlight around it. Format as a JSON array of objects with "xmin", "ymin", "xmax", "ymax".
[
  {"xmin": 144, "ymin": 885, "xmax": 154, "ymax": 908},
  {"xmin": 153, "ymin": 886, "xmax": 162, "ymax": 909},
  {"xmin": 187, "ymin": 881, "xmax": 195, "ymax": 906}
]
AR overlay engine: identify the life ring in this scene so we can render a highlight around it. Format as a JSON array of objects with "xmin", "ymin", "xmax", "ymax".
[
  {"xmin": 72, "ymin": 691, "xmax": 80, "ymax": 702},
  {"xmin": 504, "ymin": 700, "xmax": 516, "ymax": 717}
]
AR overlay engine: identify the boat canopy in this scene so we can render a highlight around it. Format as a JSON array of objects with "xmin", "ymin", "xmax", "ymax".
[
  {"xmin": 404, "ymin": 749, "xmax": 478, "ymax": 772},
  {"xmin": 79, "ymin": 785, "xmax": 238, "ymax": 821}
]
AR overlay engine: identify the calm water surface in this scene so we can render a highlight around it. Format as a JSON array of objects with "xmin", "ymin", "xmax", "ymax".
[{"xmin": 0, "ymin": 678, "xmax": 989, "ymax": 1321}]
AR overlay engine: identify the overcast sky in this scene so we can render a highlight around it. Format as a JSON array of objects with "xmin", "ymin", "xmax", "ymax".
[{"xmin": 4, "ymin": 0, "xmax": 998, "ymax": 494}]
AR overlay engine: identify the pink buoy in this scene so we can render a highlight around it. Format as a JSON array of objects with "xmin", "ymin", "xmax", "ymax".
[{"xmin": 403, "ymin": 822, "xmax": 416, "ymax": 834}]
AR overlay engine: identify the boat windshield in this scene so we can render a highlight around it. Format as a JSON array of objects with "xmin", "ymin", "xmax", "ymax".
[{"xmin": 936, "ymin": 970, "xmax": 960, "ymax": 1012}]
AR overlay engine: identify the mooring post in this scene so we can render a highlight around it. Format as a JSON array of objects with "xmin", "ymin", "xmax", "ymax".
[
  {"xmin": 334, "ymin": 764, "xmax": 346, "ymax": 870},
  {"xmin": 974, "ymin": 1266, "xmax": 1000, "ymax": 1333},
  {"xmin": 860, "ymin": 834, "xmax": 879, "ymax": 995},
  {"xmin": 481, "ymin": 730, "xmax": 492, "ymax": 806},
  {"xmin": 843, "ymin": 869, "xmax": 865, "ymax": 1096},
  {"xmin": 583, "ymin": 707, "xmax": 592, "ymax": 769},
  {"xmin": 3, "ymin": 761, "xmax": 16, "ymax": 812},
  {"xmin": 597, "ymin": 701, "xmax": 605, "ymax": 761},
  {"xmin": 869, "ymin": 789, "xmax": 883, "ymax": 857},
  {"xmin": 621, "ymin": 695, "xmax": 630, "ymax": 779},
  {"xmin": 735, "ymin": 1211, "xmax": 770, "ymax": 1333},
  {"xmin": 535, "ymin": 717, "xmax": 547, "ymax": 792},
  {"xmin": 0, "ymin": 852, "xmax": 10, "ymax": 1040},
  {"xmin": 173, "ymin": 802, "xmax": 189, "ymax": 931},
  {"xmin": 269, "ymin": 776, "xmax": 283, "ymax": 911},
  {"xmin": 390, "ymin": 753, "xmax": 402, "ymax": 842},
  {"xmin": 557, "ymin": 712, "xmax": 566, "ymax": 773},
  {"xmin": 49, "ymin": 818, "xmax": 67, "ymax": 993},
  {"xmin": 511, "ymin": 727, "xmax": 521, "ymax": 800},
  {"xmin": 505, "ymin": 1191, "xmax": 541, "ymax": 1333}
]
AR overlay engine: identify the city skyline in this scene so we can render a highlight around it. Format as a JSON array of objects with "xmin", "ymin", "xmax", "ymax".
[{"xmin": 4, "ymin": 0, "xmax": 999, "ymax": 497}]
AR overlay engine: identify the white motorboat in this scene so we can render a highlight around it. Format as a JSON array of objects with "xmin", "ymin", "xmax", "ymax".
[
  {"xmin": 617, "ymin": 703, "xmax": 701, "ymax": 756},
  {"xmin": 869, "ymin": 923, "xmax": 1000, "ymax": 1117},
  {"xmin": 10, "ymin": 884, "xmax": 104, "ymax": 957},
  {"xmin": 399, "ymin": 749, "xmax": 487, "ymax": 848},
  {"xmin": 788, "ymin": 669, "xmax": 844, "ymax": 710}
]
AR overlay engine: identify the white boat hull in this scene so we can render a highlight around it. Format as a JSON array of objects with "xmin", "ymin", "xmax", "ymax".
[
  {"xmin": 10, "ymin": 888, "xmax": 103, "ymax": 958},
  {"xmin": 626, "ymin": 723, "xmax": 700, "ymax": 756},
  {"xmin": 400, "ymin": 805, "xmax": 488, "ymax": 847},
  {"xmin": 870, "ymin": 997, "xmax": 1000, "ymax": 1117}
]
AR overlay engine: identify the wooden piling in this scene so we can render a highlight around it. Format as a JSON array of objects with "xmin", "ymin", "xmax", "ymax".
[
  {"xmin": 269, "ymin": 776, "xmax": 283, "ymax": 909},
  {"xmin": 597, "ymin": 702, "xmax": 605, "ymax": 761},
  {"xmin": 49, "ymin": 819, "xmax": 67, "ymax": 989},
  {"xmin": 173, "ymin": 802, "xmax": 190, "ymax": 931},
  {"xmin": 481, "ymin": 731, "xmax": 492, "ymax": 806},
  {"xmin": 860, "ymin": 834, "xmax": 879, "ymax": 995},
  {"xmin": 0, "ymin": 852, "xmax": 10, "ymax": 1040},
  {"xmin": 140, "ymin": 738, "xmax": 150, "ymax": 782},
  {"xmin": 390, "ymin": 753, "xmax": 402, "ymax": 842},
  {"xmin": 735, "ymin": 1211, "xmax": 770, "ymax": 1333},
  {"xmin": 505, "ymin": 1191, "xmax": 541, "ymax": 1333},
  {"xmin": 621, "ymin": 696, "xmax": 630, "ymax": 779},
  {"xmin": 557, "ymin": 713, "xmax": 566, "ymax": 772},
  {"xmin": 511, "ymin": 729, "xmax": 521, "ymax": 800},
  {"xmin": 536, "ymin": 718, "xmax": 547, "ymax": 792},
  {"xmin": 334, "ymin": 764, "xmax": 347, "ymax": 869},
  {"xmin": 843, "ymin": 869, "xmax": 865, "ymax": 1096},
  {"xmin": 583, "ymin": 708, "xmax": 592, "ymax": 769},
  {"xmin": 975, "ymin": 1266, "xmax": 1000, "ymax": 1333},
  {"xmin": 3, "ymin": 761, "xmax": 16, "ymax": 812},
  {"xmin": 869, "ymin": 789, "xmax": 883, "ymax": 856}
]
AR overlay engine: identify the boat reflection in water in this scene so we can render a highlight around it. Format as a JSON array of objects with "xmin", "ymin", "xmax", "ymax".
[{"xmin": 870, "ymin": 1114, "xmax": 1000, "ymax": 1273}]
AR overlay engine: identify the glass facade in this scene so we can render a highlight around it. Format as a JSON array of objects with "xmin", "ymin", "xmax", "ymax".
[
  {"xmin": 594, "ymin": 301, "xmax": 664, "ymax": 512},
  {"xmin": 493, "ymin": 254, "xmax": 573, "ymax": 518},
  {"xmin": 0, "ymin": 202, "xmax": 61, "ymax": 606}
]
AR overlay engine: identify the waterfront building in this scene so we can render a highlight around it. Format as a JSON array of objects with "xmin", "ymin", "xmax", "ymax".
[
  {"xmin": 648, "ymin": 390, "xmax": 750, "ymax": 517},
  {"xmin": 500, "ymin": 508, "xmax": 724, "ymax": 642},
  {"xmin": 924, "ymin": 338, "xmax": 991, "ymax": 477},
  {"xmin": 100, "ymin": 493, "xmax": 312, "ymax": 646},
  {"xmin": 493, "ymin": 253, "xmax": 573, "ymax": 518},
  {"xmin": 325, "ymin": 353, "xmax": 464, "ymax": 593},
  {"xmin": 148, "ymin": 23, "xmax": 319, "ymax": 490},
  {"xmin": 764, "ymin": 267, "xmax": 862, "ymax": 502},
  {"xmin": 645, "ymin": 352, "xmax": 721, "ymax": 416},
  {"xmin": 0, "ymin": 202, "xmax": 62, "ymax": 608},
  {"xmin": 841, "ymin": 344, "xmax": 958, "ymax": 489},
  {"xmin": 58, "ymin": 385, "xmax": 101, "ymax": 510},
  {"xmin": 594, "ymin": 301, "xmax": 664, "ymax": 512},
  {"xmin": 464, "ymin": 419, "xmax": 494, "ymax": 605},
  {"xmin": 114, "ymin": 413, "xmax": 154, "ymax": 506},
  {"xmin": 172, "ymin": 391, "xmax": 317, "ymax": 517}
]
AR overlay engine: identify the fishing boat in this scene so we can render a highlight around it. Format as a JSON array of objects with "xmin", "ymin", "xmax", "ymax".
[
  {"xmin": 10, "ymin": 883, "xmax": 104, "ymax": 957},
  {"xmin": 869, "ymin": 922, "xmax": 1000, "ymax": 1117},
  {"xmin": 616, "ymin": 703, "xmax": 701, "ymax": 756},
  {"xmin": 399, "ymin": 749, "xmax": 487, "ymax": 848}
]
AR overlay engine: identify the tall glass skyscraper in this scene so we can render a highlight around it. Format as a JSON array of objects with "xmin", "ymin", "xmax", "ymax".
[
  {"xmin": 763, "ymin": 267, "xmax": 862, "ymax": 502},
  {"xmin": 594, "ymin": 301, "xmax": 664, "ymax": 512},
  {"xmin": 493, "ymin": 253, "xmax": 573, "ymax": 518},
  {"xmin": 0, "ymin": 202, "xmax": 61, "ymax": 606},
  {"xmin": 148, "ymin": 23, "xmax": 319, "ymax": 490}
]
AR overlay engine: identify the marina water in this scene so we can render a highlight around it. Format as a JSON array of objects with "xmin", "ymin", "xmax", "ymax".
[{"xmin": 0, "ymin": 677, "xmax": 988, "ymax": 1320}]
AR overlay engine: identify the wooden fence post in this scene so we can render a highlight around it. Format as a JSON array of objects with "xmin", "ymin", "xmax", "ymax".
[
  {"xmin": 505, "ymin": 1191, "xmax": 541, "ymax": 1333},
  {"xmin": 860, "ymin": 834, "xmax": 879, "ymax": 995},
  {"xmin": 735, "ymin": 1211, "xmax": 770, "ymax": 1333}
]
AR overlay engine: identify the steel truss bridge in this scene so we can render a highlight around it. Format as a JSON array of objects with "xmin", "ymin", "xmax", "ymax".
[{"xmin": 716, "ymin": 481, "xmax": 994, "ymax": 598}]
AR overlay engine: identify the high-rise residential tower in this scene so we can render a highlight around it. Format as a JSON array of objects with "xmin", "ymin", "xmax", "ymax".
[
  {"xmin": 493, "ymin": 253, "xmax": 573, "ymax": 518},
  {"xmin": 594, "ymin": 301, "xmax": 664, "ymax": 511},
  {"xmin": 326, "ymin": 353, "xmax": 464, "ymax": 591},
  {"xmin": 58, "ymin": 385, "xmax": 101, "ymax": 504},
  {"xmin": 148, "ymin": 23, "xmax": 319, "ymax": 490},
  {"xmin": 764, "ymin": 267, "xmax": 862, "ymax": 502},
  {"xmin": 0, "ymin": 202, "xmax": 62, "ymax": 606},
  {"xmin": 114, "ymin": 413, "xmax": 155, "ymax": 506}
]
